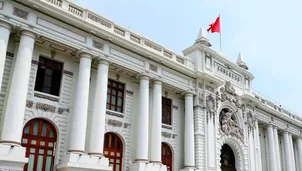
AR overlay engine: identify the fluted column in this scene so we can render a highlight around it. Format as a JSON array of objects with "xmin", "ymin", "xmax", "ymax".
[
  {"xmin": 150, "ymin": 80, "xmax": 162, "ymax": 163},
  {"xmin": 88, "ymin": 59, "xmax": 109, "ymax": 156},
  {"xmin": 135, "ymin": 75, "xmax": 150, "ymax": 162},
  {"xmin": 68, "ymin": 53, "xmax": 92, "ymax": 153},
  {"xmin": 283, "ymin": 131, "xmax": 293, "ymax": 171},
  {"xmin": 266, "ymin": 124, "xmax": 276, "ymax": 171},
  {"xmin": 0, "ymin": 31, "xmax": 36, "ymax": 145},
  {"xmin": 296, "ymin": 137, "xmax": 302, "ymax": 171},
  {"xmin": 273, "ymin": 126, "xmax": 281, "ymax": 171},
  {"xmin": 184, "ymin": 93, "xmax": 195, "ymax": 168},
  {"xmin": 0, "ymin": 22, "xmax": 12, "ymax": 93}
]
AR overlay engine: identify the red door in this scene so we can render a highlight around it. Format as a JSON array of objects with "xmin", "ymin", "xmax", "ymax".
[
  {"xmin": 162, "ymin": 143, "xmax": 173, "ymax": 171},
  {"xmin": 104, "ymin": 133, "xmax": 123, "ymax": 171},
  {"xmin": 21, "ymin": 119, "xmax": 57, "ymax": 171}
]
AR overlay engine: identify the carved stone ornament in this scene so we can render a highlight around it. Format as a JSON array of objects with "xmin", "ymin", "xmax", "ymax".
[
  {"xmin": 247, "ymin": 111, "xmax": 256, "ymax": 130},
  {"xmin": 206, "ymin": 94, "xmax": 215, "ymax": 115},
  {"xmin": 221, "ymin": 109, "xmax": 244, "ymax": 142},
  {"xmin": 35, "ymin": 103, "xmax": 56, "ymax": 113},
  {"xmin": 216, "ymin": 81, "xmax": 244, "ymax": 110},
  {"xmin": 107, "ymin": 119, "xmax": 123, "ymax": 127},
  {"xmin": 162, "ymin": 131, "xmax": 172, "ymax": 138}
]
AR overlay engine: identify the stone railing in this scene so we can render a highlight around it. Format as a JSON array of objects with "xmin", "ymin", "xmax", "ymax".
[
  {"xmin": 41, "ymin": 0, "xmax": 195, "ymax": 70},
  {"xmin": 252, "ymin": 89, "xmax": 302, "ymax": 123}
]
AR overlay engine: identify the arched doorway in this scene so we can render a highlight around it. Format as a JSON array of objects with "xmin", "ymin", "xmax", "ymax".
[
  {"xmin": 21, "ymin": 119, "xmax": 57, "ymax": 171},
  {"xmin": 162, "ymin": 143, "xmax": 173, "ymax": 171},
  {"xmin": 104, "ymin": 132, "xmax": 123, "ymax": 171},
  {"xmin": 220, "ymin": 144, "xmax": 236, "ymax": 171}
]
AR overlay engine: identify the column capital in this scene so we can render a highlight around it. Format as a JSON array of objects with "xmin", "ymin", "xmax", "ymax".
[
  {"xmin": 152, "ymin": 77, "xmax": 162, "ymax": 85},
  {"xmin": 139, "ymin": 73, "xmax": 150, "ymax": 81},
  {"xmin": 185, "ymin": 92, "xmax": 194, "ymax": 97},
  {"xmin": 0, "ymin": 21, "xmax": 12, "ymax": 31},
  {"xmin": 96, "ymin": 58, "xmax": 110, "ymax": 65},
  {"xmin": 20, "ymin": 30, "xmax": 36, "ymax": 39},
  {"xmin": 79, "ymin": 52, "xmax": 93, "ymax": 60}
]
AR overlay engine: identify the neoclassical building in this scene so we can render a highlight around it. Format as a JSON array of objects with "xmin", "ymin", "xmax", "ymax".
[{"xmin": 0, "ymin": 0, "xmax": 301, "ymax": 171}]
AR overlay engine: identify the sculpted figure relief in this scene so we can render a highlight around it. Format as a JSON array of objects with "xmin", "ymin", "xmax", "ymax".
[
  {"xmin": 247, "ymin": 111, "xmax": 256, "ymax": 129},
  {"xmin": 206, "ymin": 94, "xmax": 215, "ymax": 115},
  {"xmin": 221, "ymin": 109, "xmax": 244, "ymax": 142}
]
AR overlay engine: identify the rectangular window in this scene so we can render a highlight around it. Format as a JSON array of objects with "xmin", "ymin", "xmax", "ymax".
[
  {"xmin": 107, "ymin": 80, "xmax": 124, "ymax": 113},
  {"xmin": 162, "ymin": 97, "xmax": 172, "ymax": 125},
  {"xmin": 34, "ymin": 56, "xmax": 63, "ymax": 96}
]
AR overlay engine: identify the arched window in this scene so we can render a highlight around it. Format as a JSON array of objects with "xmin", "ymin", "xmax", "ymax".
[
  {"xmin": 104, "ymin": 133, "xmax": 123, "ymax": 171},
  {"xmin": 162, "ymin": 143, "xmax": 173, "ymax": 171},
  {"xmin": 220, "ymin": 144, "xmax": 236, "ymax": 171},
  {"xmin": 21, "ymin": 119, "xmax": 57, "ymax": 171}
]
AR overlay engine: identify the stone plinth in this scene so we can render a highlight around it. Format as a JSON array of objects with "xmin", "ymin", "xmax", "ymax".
[
  {"xmin": 129, "ymin": 162, "xmax": 167, "ymax": 171},
  {"xmin": 0, "ymin": 144, "xmax": 28, "ymax": 170}
]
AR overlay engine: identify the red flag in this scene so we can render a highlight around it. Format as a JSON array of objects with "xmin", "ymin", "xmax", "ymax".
[{"xmin": 207, "ymin": 16, "xmax": 220, "ymax": 33}]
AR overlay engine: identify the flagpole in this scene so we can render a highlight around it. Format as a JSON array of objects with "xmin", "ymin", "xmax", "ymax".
[{"xmin": 219, "ymin": 14, "xmax": 222, "ymax": 52}]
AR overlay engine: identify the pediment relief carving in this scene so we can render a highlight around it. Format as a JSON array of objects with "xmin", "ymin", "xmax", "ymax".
[{"xmin": 216, "ymin": 81, "xmax": 245, "ymax": 110}]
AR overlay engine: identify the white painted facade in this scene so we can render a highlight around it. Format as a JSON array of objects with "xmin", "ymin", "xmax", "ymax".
[{"xmin": 0, "ymin": 0, "xmax": 300, "ymax": 171}]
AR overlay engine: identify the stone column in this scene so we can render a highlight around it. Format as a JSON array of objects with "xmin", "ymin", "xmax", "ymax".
[
  {"xmin": 0, "ymin": 31, "xmax": 36, "ymax": 145},
  {"xmin": 88, "ymin": 59, "xmax": 109, "ymax": 155},
  {"xmin": 296, "ymin": 137, "xmax": 302, "ymax": 171},
  {"xmin": 273, "ymin": 126, "xmax": 281, "ymax": 171},
  {"xmin": 0, "ymin": 22, "xmax": 12, "ymax": 93},
  {"xmin": 184, "ymin": 93, "xmax": 195, "ymax": 168},
  {"xmin": 289, "ymin": 134, "xmax": 296, "ymax": 171},
  {"xmin": 283, "ymin": 131, "xmax": 292, "ymax": 171},
  {"xmin": 68, "ymin": 53, "xmax": 92, "ymax": 153},
  {"xmin": 150, "ymin": 80, "xmax": 162, "ymax": 163},
  {"xmin": 135, "ymin": 75, "xmax": 150, "ymax": 162},
  {"xmin": 266, "ymin": 124, "xmax": 276, "ymax": 171}
]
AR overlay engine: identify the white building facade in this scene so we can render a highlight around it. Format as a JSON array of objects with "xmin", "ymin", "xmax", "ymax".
[{"xmin": 0, "ymin": 0, "xmax": 301, "ymax": 171}]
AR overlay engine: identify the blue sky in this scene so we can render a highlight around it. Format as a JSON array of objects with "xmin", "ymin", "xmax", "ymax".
[{"xmin": 74, "ymin": 0, "xmax": 302, "ymax": 115}]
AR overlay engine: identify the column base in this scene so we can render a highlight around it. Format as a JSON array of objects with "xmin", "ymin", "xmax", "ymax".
[
  {"xmin": 129, "ymin": 162, "xmax": 167, "ymax": 171},
  {"xmin": 0, "ymin": 144, "xmax": 28, "ymax": 170},
  {"xmin": 57, "ymin": 153, "xmax": 112, "ymax": 171}
]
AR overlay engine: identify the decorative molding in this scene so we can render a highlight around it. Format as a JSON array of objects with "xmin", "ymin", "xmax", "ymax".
[
  {"xmin": 63, "ymin": 70, "xmax": 73, "ymax": 76},
  {"xmin": 34, "ymin": 92, "xmax": 60, "ymax": 102},
  {"xmin": 162, "ymin": 124, "xmax": 172, "ymax": 130},
  {"xmin": 172, "ymin": 105, "xmax": 178, "ymax": 110},
  {"xmin": 87, "ymin": 13, "xmax": 112, "ymax": 28},
  {"xmin": 92, "ymin": 40, "xmax": 104, "ymax": 50},
  {"xmin": 106, "ymin": 110, "xmax": 124, "ymax": 118},
  {"xmin": 161, "ymin": 131, "xmax": 172, "ymax": 138},
  {"xmin": 26, "ymin": 100, "xmax": 33, "ymax": 108},
  {"xmin": 58, "ymin": 107, "xmax": 69, "ymax": 114},
  {"xmin": 31, "ymin": 60, "xmax": 39, "ymax": 65},
  {"xmin": 124, "ymin": 123, "xmax": 131, "ymax": 129},
  {"xmin": 6, "ymin": 52, "xmax": 14, "ymax": 57},
  {"xmin": 107, "ymin": 119, "xmax": 123, "ymax": 127},
  {"xmin": 126, "ymin": 90, "xmax": 133, "ymax": 95},
  {"xmin": 205, "ymin": 85, "xmax": 214, "ymax": 92},
  {"xmin": 144, "ymin": 40, "xmax": 162, "ymax": 52},
  {"xmin": 149, "ymin": 64, "xmax": 157, "ymax": 72},
  {"xmin": 13, "ymin": 7, "xmax": 28, "ymax": 20},
  {"xmin": 216, "ymin": 81, "xmax": 244, "ymax": 110},
  {"xmin": 35, "ymin": 103, "xmax": 56, "ymax": 113}
]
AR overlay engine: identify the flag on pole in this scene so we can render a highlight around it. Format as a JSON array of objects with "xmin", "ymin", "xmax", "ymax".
[
  {"xmin": 207, "ymin": 15, "xmax": 222, "ymax": 51},
  {"xmin": 207, "ymin": 16, "xmax": 220, "ymax": 33}
]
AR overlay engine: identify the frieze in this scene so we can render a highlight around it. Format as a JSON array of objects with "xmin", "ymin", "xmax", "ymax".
[
  {"xmin": 107, "ymin": 119, "xmax": 123, "ymax": 127},
  {"xmin": 13, "ymin": 7, "xmax": 28, "ymax": 20},
  {"xmin": 92, "ymin": 40, "xmax": 104, "ymax": 50},
  {"xmin": 124, "ymin": 123, "xmax": 131, "ymax": 129},
  {"xmin": 106, "ymin": 110, "xmax": 124, "ymax": 118},
  {"xmin": 149, "ymin": 64, "xmax": 158, "ymax": 72},
  {"xmin": 87, "ymin": 13, "xmax": 112, "ymax": 28},
  {"xmin": 26, "ymin": 100, "xmax": 33, "ymax": 108},
  {"xmin": 161, "ymin": 131, "xmax": 172, "ymax": 138},
  {"xmin": 35, "ymin": 103, "xmax": 56, "ymax": 113},
  {"xmin": 216, "ymin": 81, "xmax": 244, "ymax": 110},
  {"xmin": 34, "ymin": 93, "xmax": 60, "ymax": 102},
  {"xmin": 58, "ymin": 107, "xmax": 69, "ymax": 114},
  {"xmin": 63, "ymin": 70, "xmax": 73, "ymax": 76}
]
